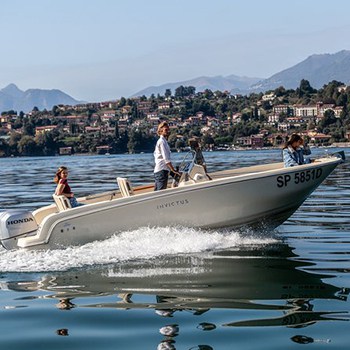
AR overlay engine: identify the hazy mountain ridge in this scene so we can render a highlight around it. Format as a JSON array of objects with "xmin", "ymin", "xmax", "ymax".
[
  {"xmin": 133, "ymin": 75, "xmax": 263, "ymax": 97},
  {"xmin": 134, "ymin": 50, "xmax": 350, "ymax": 97},
  {"xmin": 246, "ymin": 50, "xmax": 350, "ymax": 93},
  {"xmin": 0, "ymin": 84, "xmax": 81, "ymax": 113}
]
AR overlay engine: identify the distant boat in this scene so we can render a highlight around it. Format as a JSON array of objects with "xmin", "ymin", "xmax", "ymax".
[{"xmin": 0, "ymin": 151, "xmax": 344, "ymax": 250}]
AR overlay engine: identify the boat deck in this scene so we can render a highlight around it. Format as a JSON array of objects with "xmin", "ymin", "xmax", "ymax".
[{"xmin": 210, "ymin": 162, "xmax": 284, "ymax": 179}]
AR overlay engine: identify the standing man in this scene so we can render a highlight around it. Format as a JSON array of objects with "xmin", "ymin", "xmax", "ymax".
[{"xmin": 153, "ymin": 121, "xmax": 180, "ymax": 191}]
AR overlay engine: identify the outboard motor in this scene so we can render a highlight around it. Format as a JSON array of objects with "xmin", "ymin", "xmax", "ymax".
[{"xmin": 0, "ymin": 210, "xmax": 38, "ymax": 250}]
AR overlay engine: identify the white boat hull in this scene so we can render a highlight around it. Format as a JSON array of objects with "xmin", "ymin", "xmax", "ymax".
[{"xmin": 0, "ymin": 155, "xmax": 343, "ymax": 250}]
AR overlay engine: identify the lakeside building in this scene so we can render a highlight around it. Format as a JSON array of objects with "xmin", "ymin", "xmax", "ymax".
[
  {"xmin": 35, "ymin": 125, "xmax": 58, "ymax": 135},
  {"xmin": 267, "ymin": 114, "xmax": 280, "ymax": 124},
  {"xmin": 231, "ymin": 113, "xmax": 242, "ymax": 124},
  {"xmin": 273, "ymin": 105, "xmax": 294, "ymax": 116},
  {"xmin": 277, "ymin": 123, "xmax": 290, "ymax": 131},
  {"xmin": 262, "ymin": 92, "xmax": 276, "ymax": 101},
  {"xmin": 294, "ymin": 104, "xmax": 317, "ymax": 118},
  {"xmin": 96, "ymin": 145, "xmax": 111, "ymax": 154},
  {"xmin": 0, "ymin": 114, "xmax": 16, "ymax": 123},
  {"xmin": 236, "ymin": 135, "xmax": 264, "ymax": 148},
  {"xmin": 308, "ymin": 133, "xmax": 331, "ymax": 146},
  {"xmin": 59, "ymin": 147, "xmax": 72, "ymax": 155},
  {"xmin": 158, "ymin": 102, "xmax": 171, "ymax": 110},
  {"xmin": 137, "ymin": 101, "xmax": 152, "ymax": 114}
]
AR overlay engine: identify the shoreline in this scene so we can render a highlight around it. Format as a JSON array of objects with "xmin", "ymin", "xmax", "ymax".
[{"xmin": 0, "ymin": 145, "xmax": 349, "ymax": 159}]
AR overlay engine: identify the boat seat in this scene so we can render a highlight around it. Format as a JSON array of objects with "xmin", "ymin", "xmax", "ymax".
[
  {"xmin": 52, "ymin": 194, "xmax": 72, "ymax": 211},
  {"xmin": 189, "ymin": 164, "xmax": 210, "ymax": 183},
  {"xmin": 117, "ymin": 177, "xmax": 134, "ymax": 197}
]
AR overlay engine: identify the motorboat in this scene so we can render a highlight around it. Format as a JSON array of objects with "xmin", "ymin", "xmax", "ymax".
[{"xmin": 0, "ymin": 151, "xmax": 345, "ymax": 250}]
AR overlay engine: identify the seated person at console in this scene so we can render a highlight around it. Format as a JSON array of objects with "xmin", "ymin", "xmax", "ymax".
[
  {"xmin": 282, "ymin": 134, "xmax": 311, "ymax": 167},
  {"xmin": 188, "ymin": 137, "xmax": 211, "ymax": 180}
]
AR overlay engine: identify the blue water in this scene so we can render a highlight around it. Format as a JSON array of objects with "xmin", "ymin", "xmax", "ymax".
[{"xmin": 0, "ymin": 149, "xmax": 349, "ymax": 349}]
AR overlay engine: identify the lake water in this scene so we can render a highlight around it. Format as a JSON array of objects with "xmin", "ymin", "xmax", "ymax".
[{"xmin": 0, "ymin": 149, "xmax": 349, "ymax": 350}]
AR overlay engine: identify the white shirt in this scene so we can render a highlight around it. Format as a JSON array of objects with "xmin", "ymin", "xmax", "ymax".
[{"xmin": 154, "ymin": 135, "xmax": 171, "ymax": 173}]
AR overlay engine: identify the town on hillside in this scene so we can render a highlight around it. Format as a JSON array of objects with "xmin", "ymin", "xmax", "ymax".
[{"xmin": 0, "ymin": 80, "xmax": 350, "ymax": 157}]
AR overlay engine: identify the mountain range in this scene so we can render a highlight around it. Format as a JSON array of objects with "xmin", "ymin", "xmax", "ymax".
[
  {"xmin": 248, "ymin": 49, "xmax": 350, "ymax": 93},
  {"xmin": 134, "ymin": 50, "xmax": 350, "ymax": 96},
  {"xmin": 132, "ymin": 74, "xmax": 262, "ymax": 97},
  {"xmin": 2, "ymin": 50, "xmax": 350, "ymax": 113},
  {"xmin": 0, "ymin": 84, "xmax": 81, "ymax": 113}
]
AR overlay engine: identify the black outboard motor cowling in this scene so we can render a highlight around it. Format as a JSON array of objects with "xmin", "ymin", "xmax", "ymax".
[{"xmin": 0, "ymin": 210, "xmax": 38, "ymax": 250}]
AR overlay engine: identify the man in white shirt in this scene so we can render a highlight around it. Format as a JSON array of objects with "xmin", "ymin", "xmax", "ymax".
[{"xmin": 153, "ymin": 121, "xmax": 180, "ymax": 190}]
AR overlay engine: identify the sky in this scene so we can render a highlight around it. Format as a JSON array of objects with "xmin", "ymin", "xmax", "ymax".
[{"xmin": 1, "ymin": 0, "xmax": 350, "ymax": 102}]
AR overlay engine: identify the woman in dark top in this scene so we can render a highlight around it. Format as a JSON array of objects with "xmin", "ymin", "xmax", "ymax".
[{"xmin": 54, "ymin": 166, "xmax": 80, "ymax": 207}]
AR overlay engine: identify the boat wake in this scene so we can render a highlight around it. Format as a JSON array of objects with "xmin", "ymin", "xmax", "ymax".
[{"xmin": 0, "ymin": 226, "xmax": 278, "ymax": 272}]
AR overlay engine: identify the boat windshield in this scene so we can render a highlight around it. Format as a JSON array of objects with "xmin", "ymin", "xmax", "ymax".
[{"xmin": 178, "ymin": 150, "xmax": 196, "ymax": 174}]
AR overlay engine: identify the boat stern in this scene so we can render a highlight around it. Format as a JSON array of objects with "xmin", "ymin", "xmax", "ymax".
[{"xmin": 0, "ymin": 210, "xmax": 38, "ymax": 250}]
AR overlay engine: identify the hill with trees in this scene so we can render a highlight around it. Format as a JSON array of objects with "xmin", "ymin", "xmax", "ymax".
[{"xmin": 0, "ymin": 80, "xmax": 349, "ymax": 157}]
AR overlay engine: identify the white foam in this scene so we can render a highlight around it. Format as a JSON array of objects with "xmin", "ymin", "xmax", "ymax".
[{"xmin": 0, "ymin": 226, "xmax": 277, "ymax": 272}]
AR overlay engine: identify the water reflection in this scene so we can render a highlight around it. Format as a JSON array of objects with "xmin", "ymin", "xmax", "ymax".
[
  {"xmin": 56, "ymin": 298, "xmax": 76, "ymax": 310},
  {"xmin": 56, "ymin": 328, "xmax": 69, "ymax": 336},
  {"xmin": 291, "ymin": 334, "xmax": 330, "ymax": 345},
  {"xmin": 225, "ymin": 307, "xmax": 347, "ymax": 328},
  {"xmin": 2, "ymin": 244, "xmax": 348, "ymax": 324}
]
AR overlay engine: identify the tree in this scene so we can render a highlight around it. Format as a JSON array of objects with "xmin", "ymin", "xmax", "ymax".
[
  {"xmin": 8, "ymin": 132, "xmax": 21, "ymax": 155},
  {"xmin": 17, "ymin": 136, "xmax": 37, "ymax": 156},
  {"xmin": 318, "ymin": 80, "xmax": 344, "ymax": 104},
  {"xmin": 296, "ymin": 79, "xmax": 316, "ymax": 98},
  {"xmin": 35, "ymin": 132, "xmax": 58, "ymax": 156},
  {"xmin": 115, "ymin": 130, "xmax": 129, "ymax": 153},
  {"xmin": 23, "ymin": 119, "xmax": 35, "ymax": 136},
  {"xmin": 175, "ymin": 85, "xmax": 196, "ymax": 98},
  {"xmin": 127, "ymin": 128, "xmax": 155, "ymax": 153},
  {"xmin": 203, "ymin": 89, "xmax": 214, "ymax": 99},
  {"xmin": 13, "ymin": 117, "xmax": 23, "ymax": 129},
  {"xmin": 114, "ymin": 123, "xmax": 119, "ymax": 139},
  {"xmin": 118, "ymin": 97, "xmax": 126, "ymax": 108},
  {"xmin": 318, "ymin": 109, "xmax": 337, "ymax": 130},
  {"xmin": 175, "ymin": 85, "xmax": 186, "ymax": 98},
  {"xmin": 202, "ymin": 134, "xmax": 215, "ymax": 148},
  {"xmin": 165, "ymin": 89, "xmax": 172, "ymax": 98},
  {"xmin": 52, "ymin": 105, "xmax": 59, "ymax": 116},
  {"xmin": 0, "ymin": 138, "xmax": 9, "ymax": 156},
  {"xmin": 175, "ymin": 138, "xmax": 185, "ymax": 151},
  {"xmin": 274, "ymin": 86, "xmax": 286, "ymax": 97},
  {"xmin": 261, "ymin": 100, "xmax": 272, "ymax": 111},
  {"xmin": 1, "ymin": 110, "xmax": 17, "ymax": 116},
  {"xmin": 336, "ymin": 93, "xmax": 347, "ymax": 107}
]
